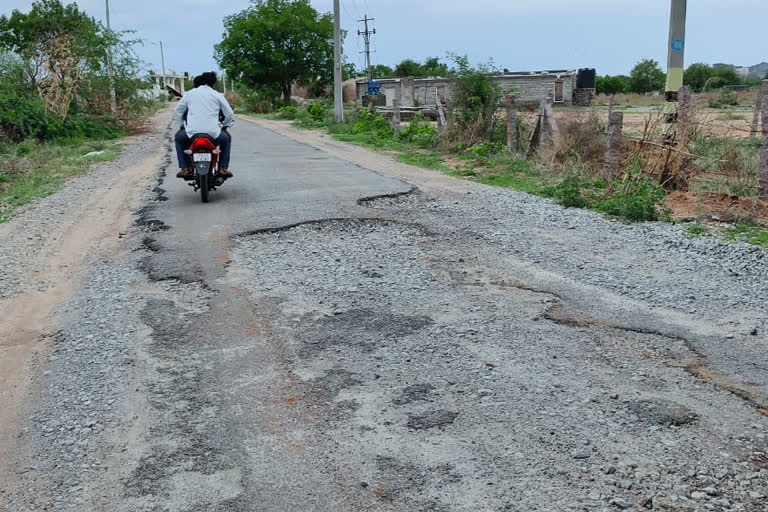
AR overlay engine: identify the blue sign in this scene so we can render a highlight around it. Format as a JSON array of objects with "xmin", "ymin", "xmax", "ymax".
[{"xmin": 671, "ymin": 39, "xmax": 685, "ymax": 52}]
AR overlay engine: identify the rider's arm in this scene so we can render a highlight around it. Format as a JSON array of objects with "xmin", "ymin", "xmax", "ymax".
[
  {"xmin": 172, "ymin": 95, "xmax": 189, "ymax": 129},
  {"xmin": 218, "ymin": 94, "xmax": 235, "ymax": 129}
]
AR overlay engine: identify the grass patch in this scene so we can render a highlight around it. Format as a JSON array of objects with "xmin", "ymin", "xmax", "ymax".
[
  {"xmin": 395, "ymin": 152, "xmax": 446, "ymax": 170},
  {"xmin": 0, "ymin": 139, "xmax": 121, "ymax": 223},
  {"xmin": 721, "ymin": 219, "xmax": 768, "ymax": 249},
  {"xmin": 687, "ymin": 223, "xmax": 710, "ymax": 236}
]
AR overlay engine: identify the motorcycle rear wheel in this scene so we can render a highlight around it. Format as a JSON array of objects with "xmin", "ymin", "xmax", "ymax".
[{"xmin": 200, "ymin": 174, "xmax": 209, "ymax": 203}]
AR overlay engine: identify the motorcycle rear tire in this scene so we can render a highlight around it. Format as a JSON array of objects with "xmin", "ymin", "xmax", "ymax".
[{"xmin": 200, "ymin": 174, "xmax": 209, "ymax": 203}]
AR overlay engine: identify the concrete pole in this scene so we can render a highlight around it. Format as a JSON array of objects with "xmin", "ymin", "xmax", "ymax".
[
  {"xmin": 759, "ymin": 81, "xmax": 768, "ymax": 201},
  {"xmin": 333, "ymin": 0, "xmax": 344, "ymax": 123},
  {"xmin": 159, "ymin": 41, "xmax": 166, "ymax": 85},
  {"xmin": 505, "ymin": 95, "xmax": 517, "ymax": 154},
  {"xmin": 392, "ymin": 99, "xmax": 401, "ymax": 131},
  {"xmin": 663, "ymin": 0, "xmax": 687, "ymax": 144},
  {"xmin": 604, "ymin": 111, "xmax": 624, "ymax": 181},
  {"xmin": 608, "ymin": 94, "xmax": 615, "ymax": 120},
  {"xmin": 752, "ymin": 87, "xmax": 762, "ymax": 138},
  {"xmin": 105, "ymin": 0, "xmax": 117, "ymax": 115}
]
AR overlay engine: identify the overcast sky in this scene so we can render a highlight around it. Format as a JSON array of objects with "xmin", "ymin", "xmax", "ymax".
[{"xmin": 3, "ymin": 0, "xmax": 766, "ymax": 77}]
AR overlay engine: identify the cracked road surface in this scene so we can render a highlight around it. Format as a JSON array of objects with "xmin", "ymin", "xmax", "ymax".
[{"xmin": 2, "ymin": 114, "xmax": 768, "ymax": 511}]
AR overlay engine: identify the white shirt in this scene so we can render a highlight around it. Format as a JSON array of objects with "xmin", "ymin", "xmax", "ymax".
[{"xmin": 172, "ymin": 85, "xmax": 235, "ymax": 139}]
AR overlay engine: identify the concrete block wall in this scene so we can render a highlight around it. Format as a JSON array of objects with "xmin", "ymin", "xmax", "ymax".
[{"xmin": 356, "ymin": 72, "xmax": 582, "ymax": 107}]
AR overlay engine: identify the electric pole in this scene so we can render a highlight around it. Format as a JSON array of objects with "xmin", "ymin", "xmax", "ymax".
[
  {"xmin": 159, "ymin": 40, "xmax": 166, "ymax": 84},
  {"xmin": 333, "ymin": 0, "xmax": 343, "ymax": 122},
  {"xmin": 105, "ymin": 0, "xmax": 117, "ymax": 115},
  {"xmin": 358, "ymin": 15, "xmax": 376, "ymax": 84},
  {"xmin": 660, "ymin": 0, "xmax": 688, "ymax": 189},
  {"xmin": 663, "ymin": 0, "xmax": 687, "ymax": 134}
]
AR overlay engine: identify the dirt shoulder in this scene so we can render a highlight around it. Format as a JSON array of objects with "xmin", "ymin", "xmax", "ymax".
[{"xmin": 0, "ymin": 108, "xmax": 171, "ymax": 497}]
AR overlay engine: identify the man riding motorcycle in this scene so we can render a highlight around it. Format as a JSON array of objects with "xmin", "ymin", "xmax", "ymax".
[{"xmin": 173, "ymin": 72, "xmax": 235, "ymax": 179}]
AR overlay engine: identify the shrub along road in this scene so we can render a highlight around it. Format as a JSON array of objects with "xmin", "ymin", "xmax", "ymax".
[{"xmin": 1, "ymin": 113, "xmax": 768, "ymax": 511}]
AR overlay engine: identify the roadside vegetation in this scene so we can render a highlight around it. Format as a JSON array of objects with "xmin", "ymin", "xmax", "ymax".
[
  {"xmin": 0, "ymin": 0, "xmax": 158, "ymax": 222},
  {"xmin": 220, "ymin": 1, "xmax": 766, "ymax": 248},
  {"xmin": 239, "ymin": 72, "xmax": 765, "ymax": 247}
]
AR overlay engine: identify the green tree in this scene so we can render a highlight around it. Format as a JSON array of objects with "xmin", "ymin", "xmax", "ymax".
[
  {"xmin": 683, "ymin": 63, "xmax": 714, "ymax": 92},
  {"xmin": 392, "ymin": 57, "xmax": 449, "ymax": 78},
  {"xmin": 596, "ymin": 75, "xmax": 630, "ymax": 95},
  {"xmin": 370, "ymin": 64, "xmax": 393, "ymax": 78},
  {"xmin": 629, "ymin": 59, "xmax": 665, "ymax": 94},
  {"xmin": 393, "ymin": 59, "xmax": 422, "ymax": 77},
  {"xmin": 215, "ymin": 0, "xmax": 333, "ymax": 106},
  {"xmin": 0, "ymin": 0, "xmax": 140, "ymax": 118},
  {"xmin": 712, "ymin": 65, "xmax": 740, "ymax": 86},
  {"xmin": 420, "ymin": 57, "xmax": 449, "ymax": 77}
]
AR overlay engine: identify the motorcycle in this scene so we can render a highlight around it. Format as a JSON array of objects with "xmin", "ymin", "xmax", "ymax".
[{"xmin": 182, "ymin": 135, "xmax": 228, "ymax": 203}]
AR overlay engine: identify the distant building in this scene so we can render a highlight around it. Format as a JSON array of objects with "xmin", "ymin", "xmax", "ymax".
[{"xmin": 356, "ymin": 69, "xmax": 596, "ymax": 108}]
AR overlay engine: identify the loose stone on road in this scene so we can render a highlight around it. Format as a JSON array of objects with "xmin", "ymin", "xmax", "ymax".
[{"xmin": 1, "ymin": 113, "xmax": 767, "ymax": 511}]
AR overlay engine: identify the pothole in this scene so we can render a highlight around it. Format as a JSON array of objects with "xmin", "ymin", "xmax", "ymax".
[
  {"xmin": 625, "ymin": 399, "xmax": 698, "ymax": 427},
  {"xmin": 406, "ymin": 409, "xmax": 459, "ymax": 430},
  {"xmin": 357, "ymin": 186, "xmax": 423, "ymax": 208}
]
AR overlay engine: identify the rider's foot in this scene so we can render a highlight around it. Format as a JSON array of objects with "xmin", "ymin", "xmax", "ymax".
[
  {"xmin": 176, "ymin": 167, "xmax": 192, "ymax": 178},
  {"xmin": 219, "ymin": 167, "xmax": 233, "ymax": 178}
]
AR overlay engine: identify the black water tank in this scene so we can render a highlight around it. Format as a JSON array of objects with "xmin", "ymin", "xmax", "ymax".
[{"xmin": 577, "ymin": 68, "xmax": 596, "ymax": 89}]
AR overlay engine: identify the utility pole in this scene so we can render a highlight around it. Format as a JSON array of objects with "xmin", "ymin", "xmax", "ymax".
[
  {"xmin": 663, "ymin": 0, "xmax": 687, "ymax": 138},
  {"xmin": 333, "ymin": 0, "xmax": 343, "ymax": 122},
  {"xmin": 159, "ymin": 40, "xmax": 166, "ymax": 85},
  {"xmin": 660, "ymin": 0, "xmax": 687, "ymax": 189},
  {"xmin": 105, "ymin": 0, "xmax": 117, "ymax": 115},
  {"xmin": 358, "ymin": 15, "xmax": 376, "ymax": 84}
]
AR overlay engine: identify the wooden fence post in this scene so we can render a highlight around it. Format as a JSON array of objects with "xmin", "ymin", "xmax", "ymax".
[
  {"xmin": 752, "ymin": 87, "xmax": 763, "ymax": 138},
  {"xmin": 603, "ymin": 111, "xmax": 624, "ymax": 181},
  {"xmin": 392, "ymin": 98, "xmax": 401, "ymax": 131},
  {"xmin": 759, "ymin": 81, "xmax": 768, "ymax": 201},
  {"xmin": 505, "ymin": 94, "xmax": 517, "ymax": 154}
]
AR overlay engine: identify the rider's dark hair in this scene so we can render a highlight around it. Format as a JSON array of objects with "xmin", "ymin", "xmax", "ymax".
[
  {"xmin": 201, "ymin": 72, "xmax": 217, "ymax": 87},
  {"xmin": 193, "ymin": 75, "xmax": 204, "ymax": 88}
]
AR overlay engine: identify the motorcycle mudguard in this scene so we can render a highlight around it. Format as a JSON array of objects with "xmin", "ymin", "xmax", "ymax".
[{"xmin": 193, "ymin": 160, "xmax": 211, "ymax": 177}]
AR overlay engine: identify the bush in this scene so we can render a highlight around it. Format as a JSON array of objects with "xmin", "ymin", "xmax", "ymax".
[
  {"xmin": 352, "ymin": 109, "xmax": 392, "ymax": 136},
  {"xmin": 399, "ymin": 113, "xmax": 437, "ymax": 148},
  {"xmin": 276, "ymin": 105, "xmax": 298, "ymax": 119},
  {"xmin": 0, "ymin": 89, "xmax": 123, "ymax": 143},
  {"xmin": 709, "ymin": 89, "xmax": 739, "ymax": 108},
  {"xmin": 542, "ymin": 173, "xmax": 592, "ymax": 208},
  {"xmin": 306, "ymin": 103, "xmax": 328, "ymax": 123}
]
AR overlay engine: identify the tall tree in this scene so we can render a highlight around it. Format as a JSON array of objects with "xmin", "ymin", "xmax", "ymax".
[
  {"xmin": 629, "ymin": 59, "xmax": 665, "ymax": 94},
  {"xmin": 683, "ymin": 63, "xmax": 714, "ymax": 92},
  {"xmin": 0, "ymin": 0, "xmax": 138, "ymax": 117},
  {"xmin": 215, "ymin": 0, "xmax": 333, "ymax": 105}
]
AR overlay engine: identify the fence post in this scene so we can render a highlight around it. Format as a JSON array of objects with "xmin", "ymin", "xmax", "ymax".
[
  {"xmin": 603, "ymin": 111, "xmax": 624, "ymax": 181},
  {"xmin": 752, "ymin": 87, "xmax": 763, "ymax": 138},
  {"xmin": 392, "ymin": 98, "xmax": 401, "ymax": 131},
  {"xmin": 505, "ymin": 94, "xmax": 517, "ymax": 154},
  {"xmin": 760, "ymin": 81, "xmax": 768, "ymax": 201},
  {"xmin": 608, "ymin": 94, "xmax": 615, "ymax": 120},
  {"xmin": 435, "ymin": 89, "xmax": 446, "ymax": 129}
]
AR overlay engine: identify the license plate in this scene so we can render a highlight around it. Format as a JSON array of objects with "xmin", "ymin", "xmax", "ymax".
[{"xmin": 193, "ymin": 153, "xmax": 211, "ymax": 162}]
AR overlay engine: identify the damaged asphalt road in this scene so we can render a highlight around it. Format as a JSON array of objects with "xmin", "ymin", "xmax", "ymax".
[{"xmin": 3, "ymin": 116, "xmax": 768, "ymax": 511}]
